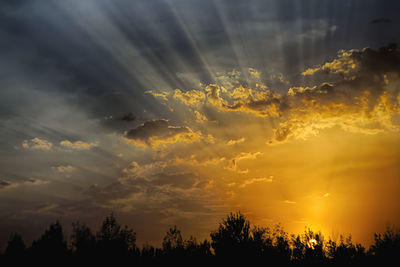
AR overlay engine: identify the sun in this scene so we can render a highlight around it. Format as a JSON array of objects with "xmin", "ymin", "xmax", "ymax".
[{"xmin": 308, "ymin": 239, "xmax": 318, "ymax": 249}]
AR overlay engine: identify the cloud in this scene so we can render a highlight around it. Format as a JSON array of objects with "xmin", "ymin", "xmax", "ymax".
[
  {"xmin": 170, "ymin": 155, "xmax": 226, "ymax": 167},
  {"xmin": 87, "ymin": 158, "xmax": 219, "ymax": 218},
  {"xmin": 227, "ymin": 137, "xmax": 246, "ymax": 146},
  {"xmin": 24, "ymin": 178, "xmax": 50, "ymax": 186},
  {"xmin": 21, "ymin": 203, "xmax": 59, "ymax": 216},
  {"xmin": 124, "ymin": 119, "xmax": 201, "ymax": 147},
  {"xmin": 248, "ymin": 68, "xmax": 260, "ymax": 79},
  {"xmin": 60, "ymin": 140, "xmax": 97, "ymax": 150},
  {"xmin": 225, "ymin": 152, "xmax": 263, "ymax": 173},
  {"xmin": 120, "ymin": 112, "xmax": 136, "ymax": 122},
  {"xmin": 53, "ymin": 165, "xmax": 76, "ymax": 177},
  {"xmin": 22, "ymin": 138, "xmax": 52, "ymax": 150},
  {"xmin": 121, "ymin": 161, "xmax": 167, "ymax": 181},
  {"xmin": 240, "ymin": 176, "xmax": 274, "ymax": 188},
  {"xmin": 302, "ymin": 50, "xmax": 357, "ymax": 76},
  {"xmin": 194, "ymin": 110, "xmax": 208, "ymax": 123},
  {"xmin": 370, "ymin": 18, "xmax": 392, "ymax": 24},
  {"xmin": 283, "ymin": 200, "xmax": 296, "ymax": 204},
  {"xmin": 270, "ymin": 44, "xmax": 400, "ymax": 142},
  {"xmin": 204, "ymin": 84, "xmax": 283, "ymax": 117},
  {"xmin": 174, "ymin": 89, "xmax": 205, "ymax": 106},
  {"xmin": 0, "ymin": 180, "xmax": 16, "ymax": 190},
  {"xmin": 0, "ymin": 178, "xmax": 49, "ymax": 190},
  {"xmin": 145, "ymin": 90, "xmax": 170, "ymax": 101},
  {"xmin": 161, "ymin": 44, "xmax": 400, "ymax": 143}
]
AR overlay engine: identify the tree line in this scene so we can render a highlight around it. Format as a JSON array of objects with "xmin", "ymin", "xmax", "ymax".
[{"xmin": 1, "ymin": 212, "xmax": 399, "ymax": 266}]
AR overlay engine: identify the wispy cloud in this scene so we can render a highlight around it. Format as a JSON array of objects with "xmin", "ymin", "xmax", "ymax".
[
  {"xmin": 60, "ymin": 140, "xmax": 98, "ymax": 150},
  {"xmin": 240, "ymin": 176, "xmax": 274, "ymax": 188}
]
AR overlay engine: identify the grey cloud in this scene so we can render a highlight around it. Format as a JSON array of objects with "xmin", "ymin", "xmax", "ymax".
[
  {"xmin": 120, "ymin": 112, "xmax": 136, "ymax": 122},
  {"xmin": 0, "ymin": 180, "xmax": 13, "ymax": 189},
  {"xmin": 370, "ymin": 18, "xmax": 393, "ymax": 24},
  {"xmin": 125, "ymin": 119, "xmax": 196, "ymax": 146}
]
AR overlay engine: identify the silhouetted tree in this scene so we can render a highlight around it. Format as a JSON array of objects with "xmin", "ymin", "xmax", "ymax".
[
  {"xmin": 326, "ymin": 235, "xmax": 366, "ymax": 265},
  {"xmin": 369, "ymin": 227, "xmax": 400, "ymax": 265},
  {"xmin": 141, "ymin": 243, "xmax": 156, "ymax": 258},
  {"xmin": 4, "ymin": 233, "xmax": 26, "ymax": 258},
  {"xmin": 291, "ymin": 234, "xmax": 306, "ymax": 262},
  {"xmin": 184, "ymin": 236, "xmax": 212, "ymax": 258},
  {"xmin": 30, "ymin": 221, "xmax": 67, "ymax": 259},
  {"xmin": 70, "ymin": 222, "xmax": 96, "ymax": 257},
  {"xmin": 302, "ymin": 228, "xmax": 326, "ymax": 265},
  {"xmin": 271, "ymin": 224, "xmax": 291, "ymax": 264},
  {"xmin": 210, "ymin": 212, "xmax": 252, "ymax": 258},
  {"xmin": 162, "ymin": 225, "xmax": 184, "ymax": 257},
  {"xmin": 96, "ymin": 213, "xmax": 136, "ymax": 259},
  {"xmin": 1, "ymin": 211, "xmax": 400, "ymax": 266}
]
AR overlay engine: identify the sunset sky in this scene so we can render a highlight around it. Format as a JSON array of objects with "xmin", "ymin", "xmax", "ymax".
[{"xmin": 1, "ymin": 0, "xmax": 400, "ymax": 249}]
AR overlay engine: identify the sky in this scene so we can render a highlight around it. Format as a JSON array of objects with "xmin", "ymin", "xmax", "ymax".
[{"xmin": 1, "ymin": 0, "xmax": 400, "ymax": 249}]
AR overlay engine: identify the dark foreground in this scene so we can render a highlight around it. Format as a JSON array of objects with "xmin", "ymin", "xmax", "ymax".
[{"xmin": 1, "ymin": 212, "xmax": 399, "ymax": 266}]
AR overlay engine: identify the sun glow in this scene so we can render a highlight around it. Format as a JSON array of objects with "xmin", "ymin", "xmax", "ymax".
[{"xmin": 308, "ymin": 239, "xmax": 318, "ymax": 249}]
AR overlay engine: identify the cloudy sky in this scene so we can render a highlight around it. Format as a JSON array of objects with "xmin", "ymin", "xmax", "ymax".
[{"xmin": 1, "ymin": 0, "xmax": 400, "ymax": 249}]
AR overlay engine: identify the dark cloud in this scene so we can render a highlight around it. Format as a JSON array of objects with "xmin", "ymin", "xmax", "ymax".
[
  {"xmin": 120, "ymin": 112, "xmax": 136, "ymax": 122},
  {"xmin": 0, "ymin": 180, "xmax": 13, "ymax": 189},
  {"xmin": 126, "ymin": 119, "xmax": 187, "ymax": 139},
  {"xmin": 370, "ymin": 18, "xmax": 393, "ymax": 24},
  {"xmin": 125, "ymin": 119, "xmax": 200, "ymax": 146}
]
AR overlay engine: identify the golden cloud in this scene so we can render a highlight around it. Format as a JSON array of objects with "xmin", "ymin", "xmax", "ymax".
[
  {"xmin": 227, "ymin": 137, "xmax": 246, "ymax": 146},
  {"xmin": 194, "ymin": 110, "xmax": 208, "ymax": 123},
  {"xmin": 141, "ymin": 44, "xmax": 400, "ymax": 144},
  {"xmin": 225, "ymin": 152, "xmax": 263, "ymax": 173},
  {"xmin": 22, "ymin": 137, "xmax": 53, "ymax": 150},
  {"xmin": 124, "ymin": 119, "xmax": 202, "ymax": 148},
  {"xmin": 239, "ymin": 176, "xmax": 274, "ymax": 188},
  {"xmin": 205, "ymin": 84, "xmax": 283, "ymax": 117},
  {"xmin": 60, "ymin": 140, "xmax": 97, "ymax": 150},
  {"xmin": 145, "ymin": 90, "xmax": 170, "ymax": 101},
  {"xmin": 174, "ymin": 89, "xmax": 205, "ymax": 106},
  {"xmin": 302, "ymin": 50, "xmax": 357, "ymax": 76},
  {"xmin": 53, "ymin": 165, "xmax": 76, "ymax": 177}
]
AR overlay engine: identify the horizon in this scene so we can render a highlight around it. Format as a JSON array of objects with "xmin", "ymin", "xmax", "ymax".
[
  {"xmin": 1, "ymin": 0, "xmax": 400, "ymax": 252},
  {"xmin": 1, "ymin": 211, "xmax": 398, "ymax": 251}
]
